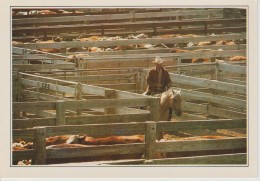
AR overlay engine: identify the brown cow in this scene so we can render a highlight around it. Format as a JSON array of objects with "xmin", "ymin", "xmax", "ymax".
[{"xmin": 229, "ymin": 56, "xmax": 247, "ymax": 61}]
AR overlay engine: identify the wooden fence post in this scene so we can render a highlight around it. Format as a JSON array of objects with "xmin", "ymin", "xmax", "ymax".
[
  {"xmin": 145, "ymin": 122, "xmax": 157, "ymax": 160},
  {"xmin": 105, "ymin": 89, "xmax": 116, "ymax": 114},
  {"xmin": 33, "ymin": 127, "xmax": 46, "ymax": 165},
  {"xmin": 56, "ymin": 100, "xmax": 66, "ymax": 125},
  {"xmin": 149, "ymin": 97, "xmax": 160, "ymax": 121},
  {"xmin": 76, "ymin": 83, "xmax": 82, "ymax": 115}
]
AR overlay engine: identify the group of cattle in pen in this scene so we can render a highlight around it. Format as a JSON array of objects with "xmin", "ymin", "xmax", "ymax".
[
  {"xmin": 13, "ymin": 133, "xmax": 233, "ymax": 165},
  {"xmin": 12, "ymin": 9, "xmax": 86, "ymax": 16},
  {"xmin": 12, "ymin": 33, "xmax": 247, "ymax": 63}
]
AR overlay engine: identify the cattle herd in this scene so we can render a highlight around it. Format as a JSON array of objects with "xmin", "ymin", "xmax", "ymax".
[{"xmin": 12, "ymin": 8, "xmax": 247, "ymax": 165}]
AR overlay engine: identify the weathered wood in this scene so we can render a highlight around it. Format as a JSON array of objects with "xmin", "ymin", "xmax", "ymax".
[
  {"xmin": 208, "ymin": 106, "xmax": 246, "ymax": 119},
  {"xmin": 156, "ymin": 137, "xmax": 246, "ymax": 152},
  {"xmin": 47, "ymin": 143, "xmax": 145, "ymax": 159},
  {"xmin": 12, "ymin": 150, "xmax": 34, "ymax": 162},
  {"xmin": 169, "ymin": 73, "xmax": 246, "ymax": 95},
  {"xmin": 20, "ymin": 72, "xmax": 78, "ymax": 85},
  {"xmin": 81, "ymin": 84, "xmax": 106, "ymax": 96},
  {"xmin": 115, "ymin": 90, "xmax": 150, "ymax": 99},
  {"xmin": 145, "ymin": 122, "xmax": 157, "ymax": 159},
  {"xmin": 63, "ymin": 98, "xmax": 151, "ymax": 110},
  {"xmin": 93, "ymin": 83, "xmax": 137, "ymax": 91},
  {"xmin": 182, "ymin": 89, "xmax": 246, "ymax": 109},
  {"xmin": 115, "ymin": 107, "xmax": 149, "ymax": 115},
  {"xmin": 13, "ymin": 101, "xmax": 56, "ymax": 112},
  {"xmin": 21, "ymin": 78, "xmax": 76, "ymax": 95},
  {"xmin": 65, "ymin": 113, "xmax": 150, "ymax": 125},
  {"xmin": 33, "ymin": 127, "xmax": 47, "ymax": 165},
  {"xmin": 149, "ymin": 97, "xmax": 160, "ymax": 121},
  {"xmin": 105, "ymin": 89, "xmax": 116, "ymax": 114},
  {"xmin": 56, "ymin": 100, "xmax": 65, "ymax": 125},
  {"xmin": 13, "ymin": 18, "xmax": 245, "ymax": 36},
  {"xmin": 13, "ymin": 9, "xmax": 223, "ymax": 25},
  {"xmin": 46, "ymin": 122, "xmax": 146, "ymax": 138},
  {"xmin": 58, "ymin": 74, "xmax": 137, "ymax": 82},
  {"xmin": 217, "ymin": 62, "xmax": 246, "ymax": 74},
  {"xmin": 13, "ymin": 64, "xmax": 75, "ymax": 71},
  {"xmin": 148, "ymin": 153, "xmax": 247, "ymax": 164},
  {"xmin": 21, "ymin": 90, "xmax": 71, "ymax": 101},
  {"xmin": 218, "ymin": 78, "xmax": 246, "ymax": 85},
  {"xmin": 13, "ymin": 118, "xmax": 56, "ymax": 129},
  {"xmin": 157, "ymin": 119, "xmax": 246, "ymax": 132},
  {"xmin": 183, "ymin": 102, "xmax": 246, "ymax": 119}
]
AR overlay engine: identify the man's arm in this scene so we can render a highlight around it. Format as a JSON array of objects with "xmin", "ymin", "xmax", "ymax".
[{"xmin": 146, "ymin": 69, "xmax": 157, "ymax": 87}]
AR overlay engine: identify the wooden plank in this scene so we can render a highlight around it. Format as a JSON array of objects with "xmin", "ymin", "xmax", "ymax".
[
  {"xmin": 21, "ymin": 90, "xmax": 71, "ymax": 101},
  {"xmin": 13, "ymin": 64, "xmax": 74, "ymax": 71},
  {"xmin": 33, "ymin": 127, "xmax": 47, "ymax": 165},
  {"xmin": 56, "ymin": 100, "xmax": 65, "ymax": 125},
  {"xmin": 46, "ymin": 122, "xmax": 146, "ymax": 137},
  {"xmin": 181, "ymin": 89, "xmax": 246, "ymax": 109},
  {"xmin": 20, "ymin": 72, "xmax": 78, "ymax": 85},
  {"xmin": 115, "ymin": 90, "xmax": 150, "ymax": 99},
  {"xmin": 47, "ymin": 143, "xmax": 145, "ymax": 159},
  {"xmin": 105, "ymin": 89, "xmax": 116, "ymax": 114},
  {"xmin": 13, "ymin": 129, "xmax": 34, "ymax": 141},
  {"xmin": 157, "ymin": 119, "xmax": 246, "ymax": 132},
  {"xmin": 149, "ymin": 97, "xmax": 160, "ymax": 121},
  {"xmin": 13, "ymin": 118, "xmax": 56, "ymax": 129},
  {"xmin": 13, "ymin": 101, "xmax": 56, "ymax": 112},
  {"xmin": 148, "ymin": 153, "xmax": 247, "ymax": 164},
  {"xmin": 93, "ymin": 83, "xmax": 136, "ymax": 91},
  {"xmin": 13, "ymin": 9, "xmax": 223, "ymax": 25},
  {"xmin": 14, "ymin": 34, "xmax": 246, "ymax": 49},
  {"xmin": 65, "ymin": 113, "xmax": 150, "ymax": 125},
  {"xmin": 63, "ymin": 98, "xmax": 151, "ymax": 110},
  {"xmin": 208, "ymin": 106, "xmax": 246, "ymax": 119},
  {"xmin": 218, "ymin": 78, "xmax": 246, "ymax": 86},
  {"xmin": 156, "ymin": 137, "xmax": 246, "ymax": 152},
  {"xmin": 66, "ymin": 50, "xmax": 245, "ymax": 62},
  {"xmin": 12, "ymin": 150, "xmax": 34, "ymax": 162},
  {"xmin": 13, "ymin": 18, "xmax": 245, "ymax": 35},
  {"xmin": 81, "ymin": 84, "xmax": 106, "ymax": 96},
  {"xmin": 12, "ymin": 47, "xmax": 26, "ymax": 55},
  {"xmin": 57, "ymin": 74, "xmax": 137, "ymax": 82},
  {"xmin": 21, "ymin": 78, "xmax": 76, "ymax": 95},
  {"xmin": 115, "ymin": 107, "xmax": 149, "ymax": 115},
  {"xmin": 145, "ymin": 122, "xmax": 157, "ymax": 159},
  {"xmin": 217, "ymin": 63, "xmax": 246, "ymax": 74},
  {"xmin": 169, "ymin": 73, "xmax": 246, "ymax": 95}
]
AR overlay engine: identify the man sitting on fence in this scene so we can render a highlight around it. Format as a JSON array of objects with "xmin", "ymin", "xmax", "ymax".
[{"xmin": 143, "ymin": 56, "xmax": 172, "ymax": 96}]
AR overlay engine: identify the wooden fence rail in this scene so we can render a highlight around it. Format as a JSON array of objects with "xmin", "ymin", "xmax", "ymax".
[
  {"xmin": 12, "ymin": 9, "xmax": 224, "ymax": 25},
  {"xmin": 12, "ymin": 18, "xmax": 246, "ymax": 36}
]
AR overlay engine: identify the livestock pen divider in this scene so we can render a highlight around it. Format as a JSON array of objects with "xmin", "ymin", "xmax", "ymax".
[{"xmin": 12, "ymin": 118, "xmax": 247, "ymax": 165}]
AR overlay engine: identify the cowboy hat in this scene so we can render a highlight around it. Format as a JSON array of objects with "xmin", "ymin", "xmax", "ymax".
[{"xmin": 152, "ymin": 56, "xmax": 164, "ymax": 64}]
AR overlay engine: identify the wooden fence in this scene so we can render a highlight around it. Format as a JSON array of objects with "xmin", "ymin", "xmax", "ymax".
[
  {"xmin": 12, "ymin": 8, "xmax": 247, "ymax": 42},
  {"xmin": 12, "ymin": 119, "xmax": 247, "ymax": 165}
]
